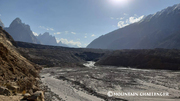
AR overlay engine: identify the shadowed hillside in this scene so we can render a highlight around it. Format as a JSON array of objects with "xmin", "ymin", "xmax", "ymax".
[
  {"xmin": 96, "ymin": 49, "xmax": 180, "ymax": 70},
  {"xmin": 16, "ymin": 41, "xmax": 108, "ymax": 67},
  {"xmin": 16, "ymin": 41, "xmax": 180, "ymax": 70}
]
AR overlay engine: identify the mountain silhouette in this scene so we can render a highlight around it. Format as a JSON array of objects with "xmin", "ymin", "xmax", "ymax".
[
  {"xmin": 4, "ymin": 18, "xmax": 40, "ymax": 44},
  {"xmin": 36, "ymin": 32, "xmax": 68, "ymax": 47},
  {"xmin": 36, "ymin": 32, "xmax": 58, "ymax": 46}
]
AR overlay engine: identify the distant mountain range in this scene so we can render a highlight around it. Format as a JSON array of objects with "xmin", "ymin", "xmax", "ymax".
[
  {"xmin": 87, "ymin": 4, "xmax": 180, "ymax": 50},
  {"xmin": 2, "ymin": 18, "xmax": 67, "ymax": 47},
  {"xmin": 36, "ymin": 32, "xmax": 67, "ymax": 47}
]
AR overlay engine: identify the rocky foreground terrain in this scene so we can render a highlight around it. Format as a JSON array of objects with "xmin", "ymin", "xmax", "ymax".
[{"xmin": 0, "ymin": 26, "xmax": 44, "ymax": 101}]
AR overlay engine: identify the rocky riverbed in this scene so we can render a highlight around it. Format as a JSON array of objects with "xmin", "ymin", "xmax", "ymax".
[{"xmin": 40, "ymin": 62, "xmax": 180, "ymax": 101}]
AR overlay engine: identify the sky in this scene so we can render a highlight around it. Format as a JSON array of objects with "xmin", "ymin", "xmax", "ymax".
[{"xmin": 0, "ymin": 0, "xmax": 180, "ymax": 47}]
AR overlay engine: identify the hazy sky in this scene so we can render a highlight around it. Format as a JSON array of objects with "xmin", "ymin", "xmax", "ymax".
[{"xmin": 0, "ymin": 0, "xmax": 180, "ymax": 47}]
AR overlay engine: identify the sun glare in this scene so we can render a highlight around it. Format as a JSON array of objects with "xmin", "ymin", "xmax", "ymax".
[
  {"xmin": 112, "ymin": 0, "xmax": 125, "ymax": 3},
  {"xmin": 110, "ymin": 0, "xmax": 129, "ymax": 5}
]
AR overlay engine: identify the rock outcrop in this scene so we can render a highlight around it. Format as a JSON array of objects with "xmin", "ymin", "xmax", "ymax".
[
  {"xmin": 0, "ymin": 86, "xmax": 11, "ymax": 96},
  {"xmin": 27, "ymin": 91, "xmax": 44, "ymax": 101}
]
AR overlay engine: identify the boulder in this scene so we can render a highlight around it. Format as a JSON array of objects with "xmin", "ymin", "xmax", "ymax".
[
  {"xmin": 0, "ymin": 86, "xmax": 12, "ymax": 96},
  {"xmin": 23, "ymin": 93, "xmax": 31, "ymax": 99},
  {"xmin": 27, "ymin": 91, "xmax": 44, "ymax": 101},
  {"xmin": 35, "ymin": 78, "xmax": 40, "ymax": 82},
  {"xmin": 6, "ymin": 82, "xmax": 20, "ymax": 94}
]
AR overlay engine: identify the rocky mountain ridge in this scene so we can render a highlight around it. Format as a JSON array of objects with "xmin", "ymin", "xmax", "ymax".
[
  {"xmin": 4, "ymin": 18, "xmax": 41, "ymax": 44},
  {"xmin": 3, "ymin": 18, "xmax": 68, "ymax": 47},
  {"xmin": 36, "ymin": 32, "xmax": 58, "ymax": 46}
]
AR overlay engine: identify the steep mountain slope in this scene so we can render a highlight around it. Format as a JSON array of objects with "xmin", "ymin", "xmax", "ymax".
[
  {"xmin": 4, "ymin": 18, "xmax": 40, "ymax": 44},
  {"xmin": 87, "ymin": 4, "xmax": 180, "ymax": 50},
  {"xmin": 156, "ymin": 31, "xmax": 180, "ymax": 49},
  {"xmin": 0, "ymin": 26, "xmax": 41, "ymax": 91}
]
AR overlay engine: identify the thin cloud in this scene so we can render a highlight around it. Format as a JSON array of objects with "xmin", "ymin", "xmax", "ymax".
[
  {"xmin": 39, "ymin": 26, "xmax": 54, "ymax": 31},
  {"xmin": 49, "ymin": 28, "xmax": 54, "ymax": 31},
  {"xmin": 117, "ymin": 15, "xmax": 144, "ymax": 28},
  {"xmin": 118, "ymin": 21, "xmax": 129, "ymax": 28},
  {"xmin": 117, "ymin": 17, "xmax": 124, "ymax": 20},
  {"xmin": 120, "ymin": 17, "xmax": 124, "ymax": 20},
  {"xmin": 91, "ymin": 34, "xmax": 95, "ymax": 37},
  {"xmin": 33, "ymin": 32, "xmax": 38, "ymax": 36},
  {"xmin": 111, "ymin": 17, "xmax": 124, "ymax": 20},
  {"xmin": 71, "ymin": 32, "xmax": 76, "ymax": 35},
  {"xmin": 123, "ymin": 13, "xmax": 128, "ymax": 16},
  {"xmin": 57, "ymin": 38, "xmax": 82, "ymax": 47},
  {"xmin": 84, "ymin": 36, "xmax": 87, "ymax": 38},
  {"xmin": 84, "ymin": 43, "xmax": 88, "ymax": 47},
  {"xmin": 134, "ymin": 14, "xmax": 138, "ymax": 17},
  {"xmin": 129, "ymin": 15, "xmax": 144, "ymax": 23},
  {"xmin": 54, "ymin": 32, "xmax": 61, "ymax": 35},
  {"xmin": 112, "ymin": 25, "xmax": 116, "ymax": 28},
  {"xmin": 65, "ymin": 31, "xmax": 69, "ymax": 34}
]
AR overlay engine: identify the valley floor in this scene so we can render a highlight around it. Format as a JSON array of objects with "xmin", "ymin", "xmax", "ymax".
[{"xmin": 40, "ymin": 62, "xmax": 180, "ymax": 101}]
